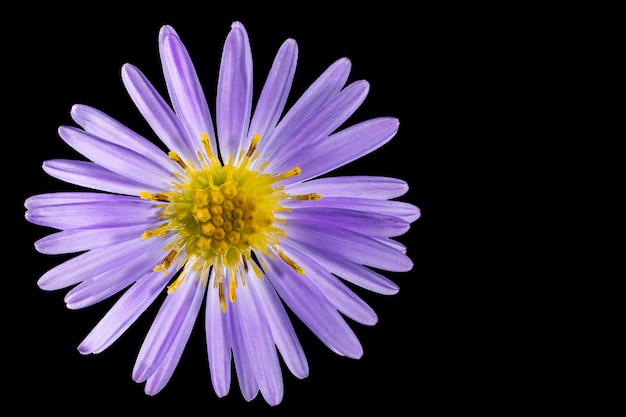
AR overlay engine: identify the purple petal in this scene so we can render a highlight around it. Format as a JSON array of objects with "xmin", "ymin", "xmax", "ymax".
[
  {"xmin": 284, "ymin": 176, "xmax": 409, "ymax": 200},
  {"xmin": 70, "ymin": 104, "xmax": 174, "ymax": 171},
  {"xmin": 283, "ymin": 239, "xmax": 400, "ymax": 295},
  {"xmin": 278, "ymin": 117, "xmax": 399, "ymax": 185},
  {"xmin": 261, "ymin": 253, "xmax": 363, "ymax": 359},
  {"xmin": 26, "ymin": 199, "xmax": 162, "ymax": 230},
  {"xmin": 205, "ymin": 269, "xmax": 232, "ymax": 398},
  {"xmin": 234, "ymin": 272, "xmax": 284, "ymax": 405},
  {"xmin": 283, "ymin": 196, "xmax": 421, "ymax": 223},
  {"xmin": 248, "ymin": 38, "xmax": 298, "ymax": 141},
  {"xmin": 133, "ymin": 266, "xmax": 203, "ymax": 383},
  {"xmin": 64, "ymin": 237, "xmax": 167, "ymax": 309},
  {"xmin": 42, "ymin": 159, "xmax": 159, "ymax": 195},
  {"xmin": 78, "ymin": 268, "xmax": 175, "ymax": 354},
  {"xmin": 281, "ymin": 207, "xmax": 410, "ymax": 238},
  {"xmin": 246, "ymin": 272, "xmax": 308, "ymax": 379},
  {"xmin": 216, "ymin": 24, "xmax": 253, "ymax": 162},
  {"xmin": 121, "ymin": 63, "xmax": 197, "ymax": 161},
  {"xmin": 35, "ymin": 223, "xmax": 154, "ymax": 255},
  {"xmin": 281, "ymin": 243, "xmax": 378, "ymax": 326},
  {"xmin": 268, "ymin": 80, "xmax": 370, "ymax": 173},
  {"xmin": 159, "ymin": 26, "xmax": 217, "ymax": 158},
  {"xmin": 283, "ymin": 218, "xmax": 413, "ymax": 272},
  {"xmin": 58, "ymin": 126, "xmax": 176, "ymax": 190},
  {"xmin": 37, "ymin": 237, "xmax": 168, "ymax": 291},
  {"xmin": 228, "ymin": 300, "xmax": 259, "ymax": 402},
  {"xmin": 254, "ymin": 58, "xmax": 351, "ymax": 167},
  {"xmin": 145, "ymin": 268, "xmax": 206, "ymax": 395},
  {"xmin": 25, "ymin": 192, "xmax": 144, "ymax": 209}
]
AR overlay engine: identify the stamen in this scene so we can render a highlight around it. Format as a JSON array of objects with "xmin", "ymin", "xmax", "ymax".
[
  {"xmin": 278, "ymin": 251, "xmax": 305, "ymax": 275},
  {"xmin": 154, "ymin": 249, "xmax": 178, "ymax": 273},
  {"xmin": 167, "ymin": 267, "xmax": 188, "ymax": 294},
  {"xmin": 246, "ymin": 133, "xmax": 261, "ymax": 158},
  {"xmin": 141, "ymin": 223, "xmax": 171, "ymax": 239},
  {"xmin": 277, "ymin": 167, "xmax": 301, "ymax": 180},
  {"xmin": 169, "ymin": 151, "xmax": 187, "ymax": 170},
  {"xmin": 229, "ymin": 273, "xmax": 237, "ymax": 303},
  {"xmin": 139, "ymin": 191, "xmax": 170, "ymax": 202},
  {"xmin": 291, "ymin": 193, "xmax": 322, "ymax": 201},
  {"xmin": 218, "ymin": 280, "xmax": 226, "ymax": 313}
]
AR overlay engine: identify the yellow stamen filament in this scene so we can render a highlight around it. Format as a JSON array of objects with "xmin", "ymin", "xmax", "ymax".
[
  {"xmin": 229, "ymin": 275, "xmax": 237, "ymax": 303},
  {"xmin": 154, "ymin": 249, "xmax": 179, "ymax": 273},
  {"xmin": 277, "ymin": 167, "xmax": 301, "ymax": 180},
  {"xmin": 167, "ymin": 268, "xmax": 188, "ymax": 294},
  {"xmin": 246, "ymin": 133, "xmax": 261, "ymax": 158},
  {"xmin": 218, "ymin": 281, "xmax": 226, "ymax": 313},
  {"xmin": 291, "ymin": 193, "xmax": 322, "ymax": 201},
  {"xmin": 168, "ymin": 151, "xmax": 187, "ymax": 170},
  {"xmin": 141, "ymin": 223, "xmax": 171, "ymax": 239},
  {"xmin": 278, "ymin": 251, "xmax": 305, "ymax": 275}
]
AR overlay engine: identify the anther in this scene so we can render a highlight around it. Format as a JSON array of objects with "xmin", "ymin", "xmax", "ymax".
[
  {"xmin": 168, "ymin": 151, "xmax": 187, "ymax": 170},
  {"xmin": 141, "ymin": 223, "xmax": 171, "ymax": 239},
  {"xmin": 291, "ymin": 193, "xmax": 322, "ymax": 201},
  {"xmin": 277, "ymin": 167, "xmax": 301, "ymax": 180},
  {"xmin": 278, "ymin": 251, "xmax": 305, "ymax": 275},
  {"xmin": 246, "ymin": 133, "xmax": 261, "ymax": 158},
  {"xmin": 139, "ymin": 191, "xmax": 171, "ymax": 202},
  {"xmin": 166, "ymin": 268, "xmax": 188, "ymax": 294},
  {"xmin": 154, "ymin": 249, "xmax": 178, "ymax": 273}
]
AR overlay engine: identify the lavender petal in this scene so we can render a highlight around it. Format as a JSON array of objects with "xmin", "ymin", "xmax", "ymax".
[{"xmin": 42, "ymin": 159, "xmax": 159, "ymax": 195}]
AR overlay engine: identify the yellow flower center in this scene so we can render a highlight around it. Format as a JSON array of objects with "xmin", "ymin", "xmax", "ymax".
[{"xmin": 140, "ymin": 133, "xmax": 320, "ymax": 311}]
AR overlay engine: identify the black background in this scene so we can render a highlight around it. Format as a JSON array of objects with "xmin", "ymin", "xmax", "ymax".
[{"xmin": 8, "ymin": 3, "xmax": 534, "ymax": 415}]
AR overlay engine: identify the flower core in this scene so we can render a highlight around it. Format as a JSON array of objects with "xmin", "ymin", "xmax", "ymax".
[{"xmin": 140, "ymin": 134, "xmax": 315, "ymax": 310}]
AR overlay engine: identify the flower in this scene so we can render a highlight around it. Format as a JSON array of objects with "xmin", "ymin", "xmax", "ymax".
[{"xmin": 25, "ymin": 22, "xmax": 419, "ymax": 406}]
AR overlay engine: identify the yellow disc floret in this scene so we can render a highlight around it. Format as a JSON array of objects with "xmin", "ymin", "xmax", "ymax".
[{"xmin": 140, "ymin": 133, "xmax": 318, "ymax": 311}]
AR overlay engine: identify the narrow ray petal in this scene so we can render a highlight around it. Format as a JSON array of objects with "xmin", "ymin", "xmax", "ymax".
[
  {"xmin": 281, "ymin": 243, "xmax": 378, "ymax": 326},
  {"xmin": 229, "ymin": 301, "xmax": 259, "ymax": 401},
  {"xmin": 216, "ymin": 25, "xmax": 253, "ymax": 161},
  {"xmin": 247, "ymin": 273, "xmax": 309, "ymax": 379},
  {"xmin": 42, "ymin": 159, "xmax": 158, "ymax": 195},
  {"xmin": 64, "ymin": 238, "xmax": 167, "ymax": 309},
  {"xmin": 278, "ymin": 117, "xmax": 400, "ymax": 185},
  {"xmin": 281, "ymin": 207, "xmax": 410, "ymax": 237},
  {"xmin": 235, "ymin": 272, "xmax": 284, "ymax": 405},
  {"xmin": 248, "ymin": 39, "xmax": 298, "ymax": 141},
  {"xmin": 37, "ymin": 237, "xmax": 166, "ymax": 291},
  {"xmin": 133, "ymin": 266, "xmax": 202, "ymax": 383},
  {"xmin": 159, "ymin": 26, "xmax": 217, "ymax": 157},
  {"xmin": 35, "ymin": 223, "xmax": 155, "ymax": 254},
  {"xmin": 121, "ymin": 63, "xmax": 197, "ymax": 160},
  {"xmin": 283, "ymin": 196, "xmax": 421, "ymax": 223},
  {"xmin": 287, "ymin": 239, "xmax": 400, "ymax": 295},
  {"xmin": 70, "ymin": 104, "xmax": 174, "ymax": 170},
  {"xmin": 267, "ymin": 80, "xmax": 370, "ymax": 172},
  {"xmin": 254, "ymin": 57, "xmax": 351, "ymax": 164},
  {"xmin": 284, "ymin": 176, "xmax": 409, "ymax": 200},
  {"xmin": 145, "ymin": 269, "xmax": 206, "ymax": 395},
  {"xmin": 24, "ymin": 192, "xmax": 147, "ymax": 209},
  {"xmin": 284, "ymin": 219, "xmax": 413, "ymax": 272},
  {"xmin": 205, "ymin": 269, "xmax": 232, "ymax": 398},
  {"xmin": 78, "ymin": 268, "xmax": 176, "ymax": 354},
  {"xmin": 58, "ymin": 126, "xmax": 176, "ymax": 189},
  {"xmin": 26, "ymin": 199, "xmax": 162, "ymax": 230},
  {"xmin": 263, "ymin": 254, "xmax": 363, "ymax": 358}
]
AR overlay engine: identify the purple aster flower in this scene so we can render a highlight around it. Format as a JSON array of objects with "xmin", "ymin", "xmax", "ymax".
[{"xmin": 24, "ymin": 22, "xmax": 419, "ymax": 406}]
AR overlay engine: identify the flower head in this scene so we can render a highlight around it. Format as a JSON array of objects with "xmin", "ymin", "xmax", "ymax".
[{"xmin": 25, "ymin": 22, "xmax": 420, "ymax": 405}]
